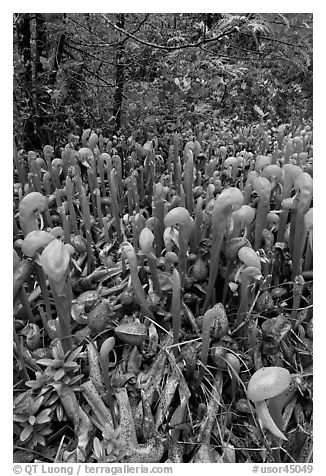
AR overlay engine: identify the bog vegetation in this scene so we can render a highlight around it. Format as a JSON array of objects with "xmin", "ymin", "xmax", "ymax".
[{"xmin": 13, "ymin": 13, "xmax": 313, "ymax": 464}]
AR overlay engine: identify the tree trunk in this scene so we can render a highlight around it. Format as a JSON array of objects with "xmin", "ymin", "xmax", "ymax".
[
  {"xmin": 16, "ymin": 13, "xmax": 37, "ymax": 150},
  {"xmin": 49, "ymin": 14, "xmax": 66, "ymax": 85},
  {"xmin": 112, "ymin": 13, "xmax": 125, "ymax": 133},
  {"xmin": 34, "ymin": 13, "xmax": 50, "ymax": 145},
  {"xmin": 35, "ymin": 13, "xmax": 47, "ymax": 76}
]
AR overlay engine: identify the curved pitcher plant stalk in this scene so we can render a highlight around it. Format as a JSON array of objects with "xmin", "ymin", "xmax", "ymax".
[
  {"xmin": 190, "ymin": 196, "xmax": 204, "ymax": 254},
  {"xmin": 87, "ymin": 168, "xmax": 97, "ymax": 216},
  {"xmin": 80, "ymin": 188, "xmax": 94, "ymax": 274},
  {"xmin": 139, "ymin": 166, "xmax": 145, "ymax": 205},
  {"xmin": 144, "ymin": 147, "xmax": 155, "ymax": 205},
  {"xmin": 291, "ymin": 173, "xmax": 313, "ymax": 278},
  {"xmin": 202, "ymin": 187, "xmax": 243, "ymax": 313},
  {"xmin": 65, "ymin": 176, "xmax": 79, "ymax": 235},
  {"xmin": 97, "ymin": 154, "xmax": 107, "ymax": 199},
  {"xmin": 247, "ymin": 367, "xmax": 291, "ymax": 443},
  {"xmin": 40, "ymin": 237, "xmax": 74, "ymax": 291},
  {"xmin": 261, "ymin": 164, "xmax": 283, "ymax": 193},
  {"xmin": 153, "ymin": 183, "xmax": 165, "ymax": 256},
  {"xmin": 99, "ymin": 337, "xmax": 117, "ymax": 428},
  {"xmin": 220, "ymin": 145, "xmax": 227, "ymax": 162},
  {"xmin": 231, "ymin": 204, "xmax": 256, "ymax": 239},
  {"xmin": 61, "ymin": 148, "xmax": 76, "ymax": 178},
  {"xmin": 60, "ymin": 203, "xmax": 71, "ymax": 244},
  {"xmin": 195, "ymin": 306, "xmax": 215, "ymax": 391},
  {"xmin": 304, "ymin": 208, "xmax": 313, "ymax": 271},
  {"xmin": 21, "ymin": 230, "xmax": 55, "ymax": 258},
  {"xmin": 266, "ymin": 211, "xmax": 279, "ymax": 232},
  {"xmin": 164, "ymin": 206, "xmax": 192, "ymax": 288},
  {"xmin": 184, "ymin": 148, "xmax": 194, "ymax": 214},
  {"xmin": 121, "ymin": 241, "xmax": 154, "ymax": 319},
  {"xmin": 164, "ymin": 251, "xmax": 178, "ymax": 271},
  {"xmin": 166, "ymin": 144, "xmax": 173, "ymax": 177},
  {"xmin": 205, "ymin": 158, "xmax": 217, "ymax": 178},
  {"xmin": 224, "ymin": 156, "xmax": 238, "ymax": 179},
  {"xmin": 291, "ymin": 274, "xmax": 306, "ymax": 327},
  {"xmin": 100, "ymin": 152, "xmax": 112, "ymax": 181},
  {"xmin": 255, "ymin": 155, "xmax": 271, "ymax": 172},
  {"xmin": 298, "ymin": 151, "xmax": 308, "ymax": 168},
  {"xmin": 293, "ymin": 135, "xmax": 303, "ymax": 155},
  {"xmin": 234, "ymin": 266, "xmax": 262, "ymax": 337},
  {"xmin": 139, "ymin": 227, "xmax": 161, "ymax": 297},
  {"xmin": 125, "ymin": 178, "xmax": 133, "ymax": 215},
  {"xmin": 136, "ymin": 212, "xmax": 147, "ymax": 250},
  {"xmin": 28, "ymin": 156, "xmax": 42, "ymax": 193},
  {"xmin": 94, "ymin": 188, "xmax": 103, "ymax": 229},
  {"xmin": 88, "ymin": 131, "xmax": 99, "ymax": 153},
  {"xmin": 42, "ymin": 171, "xmax": 52, "ymax": 195},
  {"xmin": 112, "ymin": 154, "xmax": 123, "ymax": 202},
  {"xmin": 131, "ymin": 174, "xmax": 140, "ymax": 213},
  {"xmin": 20, "ymin": 228, "xmax": 61, "ymax": 322},
  {"xmin": 252, "ymin": 176, "xmax": 272, "ymax": 250},
  {"xmin": 238, "ymin": 246, "xmax": 262, "ymax": 270},
  {"xmin": 276, "ymin": 125, "xmax": 286, "ymax": 149},
  {"xmin": 225, "ymin": 353, "xmax": 241, "ymax": 400},
  {"xmin": 171, "ymin": 268, "xmax": 181, "ymax": 357},
  {"xmin": 81, "ymin": 128, "xmax": 91, "ymax": 147},
  {"xmin": 77, "ymin": 147, "xmax": 93, "ymax": 170},
  {"xmin": 174, "ymin": 156, "xmax": 182, "ymax": 197},
  {"xmin": 277, "ymin": 164, "xmax": 302, "ymax": 243},
  {"xmin": 284, "ymin": 138, "xmax": 293, "ymax": 164},
  {"xmin": 271, "ymin": 141, "xmax": 279, "ymax": 165},
  {"xmin": 109, "ymin": 168, "xmax": 122, "ymax": 243},
  {"xmin": 210, "ymin": 346, "xmax": 241, "ymax": 401},
  {"xmin": 51, "ymin": 158, "xmax": 63, "ymax": 190},
  {"xmin": 19, "ymin": 192, "xmax": 48, "ymax": 236},
  {"xmin": 243, "ymin": 171, "xmax": 258, "ymax": 205},
  {"xmin": 172, "ymin": 133, "xmax": 180, "ymax": 191},
  {"xmin": 207, "ymin": 184, "xmax": 216, "ymax": 205},
  {"xmin": 39, "ymin": 238, "xmax": 75, "ymax": 352},
  {"xmin": 222, "ymin": 236, "xmax": 250, "ymax": 304}
]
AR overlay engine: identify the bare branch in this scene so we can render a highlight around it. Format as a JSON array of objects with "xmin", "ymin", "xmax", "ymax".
[
  {"xmin": 240, "ymin": 31, "xmax": 310, "ymax": 49},
  {"xmin": 100, "ymin": 13, "xmax": 241, "ymax": 51}
]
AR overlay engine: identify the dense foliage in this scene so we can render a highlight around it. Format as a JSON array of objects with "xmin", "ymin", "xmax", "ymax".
[
  {"xmin": 13, "ymin": 116, "xmax": 313, "ymax": 463},
  {"xmin": 13, "ymin": 13, "xmax": 312, "ymax": 150}
]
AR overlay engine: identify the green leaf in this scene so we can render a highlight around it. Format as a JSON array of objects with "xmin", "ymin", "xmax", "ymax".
[
  {"xmin": 30, "ymin": 396, "xmax": 44, "ymax": 415},
  {"xmin": 66, "ymin": 346, "xmax": 83, "ymax": 363},
  {"xmin": 35, "ymin": 409, "xmax": 51, "ymax": 424},
  {"xmin": 63, "ymin": 361, "xmax": 79, "ymax": 369},
  {"xmin": 54, "ymin": 368, "xmax": 65, "ymax": 381},
  {"xmin": 39, "ymin": 427, "xmax": 53, "ymax": 436},
  {"xmin": 93, "ymin": 437, "xmax": 103, "ymax": 459},
  {"xmin": 13, "ymin": 414, "xmax": 28, "ymax": 423},
  {"xmin": 20, "ymin": 425, "xmax": 33, "ymax": 442},
  {"xmin": 36, "ymin": 435, "xmax": 46, "ymax": 446},
  {"xmin": 25, "ymin": 381, "xmax": 41, "ymax": 389},
  {"xmin": 36, "ymin": 359, "xmax": 58, "ymax": 367},
  {"xmin": 28, "ymin": 415, "xmax": 36, "ymax": 425}
]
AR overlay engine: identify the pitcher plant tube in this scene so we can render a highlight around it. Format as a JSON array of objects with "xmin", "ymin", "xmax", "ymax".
[
  {"xmin": 39, "ymin": 239, "xmax": 75, "ymax": 352},
  {"xmin": 247, "ymin": 366, "xmax": 291, "ymax": 441},
  {"xmin": 202, "ymin": 187, "xmax": 243, "ymax": 313}
]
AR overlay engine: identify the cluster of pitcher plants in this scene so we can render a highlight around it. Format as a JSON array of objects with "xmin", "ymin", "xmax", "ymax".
[{"xmin": 13, "ymin": 119, "xmax": 313, "ymax": 464}]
